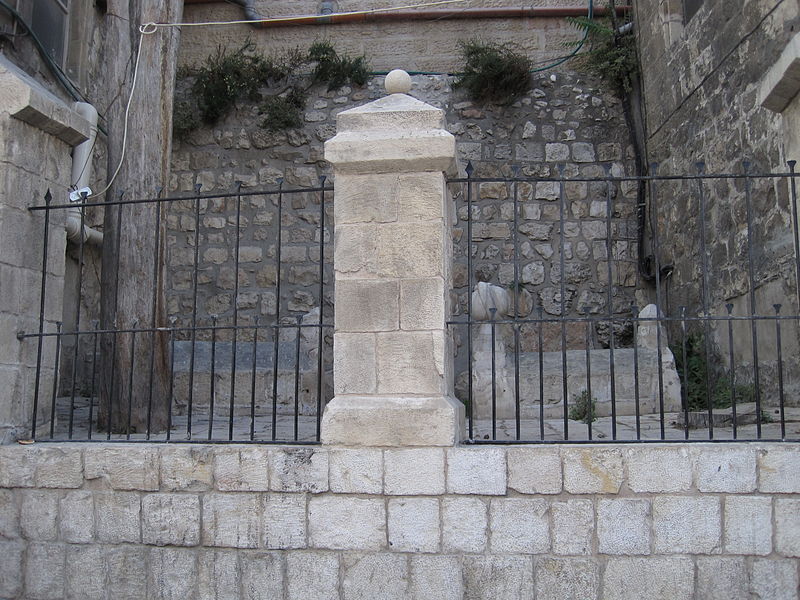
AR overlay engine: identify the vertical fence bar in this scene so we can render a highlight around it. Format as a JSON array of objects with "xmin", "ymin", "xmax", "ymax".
[
  {"xmin": 68, "ymin": 191, "xmax": 88, "ymax": 439},
  {"xmin": 146, "ymin": 188, "xmax": 163, "ymax": 440},
  {"xmin": 125, "ymin": 323, "xmax": 137, "ymax": 440},
  {"xmin": 271, "ymin": 179, "xmax": 284, "ymax": 441},
  {"xmin": 584, "ymin": 316, "xmax": 593, "ymax": 440},
  {"xmin": 106, "ymin": 330, "xmax": 116, "ymax": 440},
  {"xmin": 316, "ymin": 177, "xmax": 327, "ymax": 442},
  {"xmin": 250, "ymin": 316, "xmax": 259, "ymax": 441},
  {"xmin": 209, "ymin": 315, "xmax": 218, "ymax": 441},
  {"xmin": 31, "ymin": 190, "xmax": 52, "ymax": 439},
  {"xmin": 725, "ymin": 304, "xmax": 737, "ymax": 440},
  {"xmin": 107, "ymin": 194, "xmax": 124, "ymax": 441},
  {"xmin": 774, "ymin": 304, "xmax": 785, "ymax": 439},
  {"xmin": 605, "ymin": 165, "xmax": 617, "ymax": 440},
  {"xmin": 649, "ymin": 163, "xmax": 666, "ymax": 439},
  {"xmin": 631, "ymin": 305, "xmax": 641, "ymax": 440},
  {"xmin": 558, "ymin": 164, "xmax": 569, "ymax": 441},
  {"xmin": 187, "ymin": 183, "xmax": 202, "ymax": 440},
  {"xmin": 680, "ymin": 306, "xmax": 690, "ymax": 440},
  {"xmin": 87, "ymin": 320, "xmax": 99, "ymax": 440},
  {"xmin": 466, "ymin": 162, "xmax": 474, "ymax": 440},
  {"xmin": 490, "ymin": 307, "xmax": 497, "ymax": 440},
  {"xmin": 696, "ymin": 163, "xmax": 714, "ymax": 440},
  {"xmin": 294, "ymin": 315, "xmax": 302, "ymax": 441},
  {"xmin": 229, "ymin": 182, "xmax": 243, "ymax": 441},
  {"xmin": 788, "ymin": 161, "xmax": 800, "ymax": 311},
  {"xmin": 743, "ymin": 162, "xmax": 762, "ymax": 438},
  {"xmin": 166, "ymin": 317, "xmax": 177, "ymax": 441},
  {"xmin": 48, "ymin": 322, "xmax": 62, "ymax": 439},
  {"xmin": 511, "ymin": 167, "xmax": 521, "ymax": 440},
  {"xmin": 537, "ymin": 305, "xmax": 544, "ymax": 440}
]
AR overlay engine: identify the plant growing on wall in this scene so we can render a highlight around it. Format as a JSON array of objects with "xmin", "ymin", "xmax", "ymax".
[
  {"xmin": 173, "ymin": 40, "xmax": 369, "ymax": 137},
  {"xmin": 569, "ymin": 390, "xmax": 597, "ymax": 424},
  {"xmin": 454, "ymin": 40, "xmax": 532, "ymax": 105}
]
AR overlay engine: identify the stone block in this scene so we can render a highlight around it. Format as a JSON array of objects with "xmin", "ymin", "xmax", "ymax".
[
  {"xmin": 147, "ymin": 547, "xmax": 198, "ymax": 600},
  {"xmin": 160, "ymin": 445, "xmax": 214, "ymax": 491},
  {"xmin": 653, "ymin": 496, "xmax": 721, "ymax": 554},
  {"xmin": 552, "ymin": 499, "xmax": 594, "ymax": 555},
  {"xmin": 377, "ymin": 222, "xmax": 444, "ymax": 279},
  {"xmin": 269, "ymin": 447, "xmax": 328, "ymax": 493},
  {"xmin": 66, "ymin": 545, "xmax": 105, "ymax": 600},
  {"xmin": 603, "ymin": 557, "xmax": 694, "ymax": 600},
  {"xmin": 397, "ymin": 172, "xmax": 446, "ymax": 222},
  {"xmin": 442, "ymin": 496, "xmax": 487, "ymax": 553},
  {"xmin": 342, "ymin": 553, "xmax": 409, "ymax": 600},
  {"xmin": 410, "ymin": 555, "xmax": 462, "ymax": 600},
  {"xmin": 214, "ymin": 446, "xmax": 269, "ymax": 492},
  {"xmin": 693, "ymin": 446, "xmax": 756, "ymax": 492},
  {"xmin": 329, "ymin": 448, "xmax": 383, "ymax": 494},
  {"xmin": 696, "ymin": 557, "xmax": 750, "ymax": 600},
  {"xmin": 545, "ymin": 143, "xmax": 570, "ymax": 162},
  {"xmin": 25, "ymin": 542, "xmax": 65, "ymax": 599},
  {"xmin": 334, "ymin": 173, "xmax": 399, "ymax": 224},
  {"xmin": 759, "ymin": 447, "xmax": 800, "ymax": 492},
  {"xmin": 0, "ymin": 448, "xmax": 50, "ymax": 488},
  {"xmin": 507, "ymin": 447, "xmax": 562, "ymax": 494},
  {"xmin": 106, "ymin": 546, "xmax": 147, "ymax": 600},
  {"xmin": 626, "ymin": 446, "xmax": 692, "ymax": 492},
  {"xmin": 775, "ymin": 498, "xmax": 800, "ymax": 557},
  {"xmin": 490, "ymin": 498, "xmax": 549, "ymax": 553},
  {"xmin": 263, "ymin": 493, "xmax": 306, "ymax": 549},
  {"xmin": 84, "ymin": 446, "xmax": 159, "ymax": 491},
  {"xmin": 33, "ymin": 447, "xmax": 83, "ymax": 488},
  {"xmin": 198, "ymin": 549, "xmax": 240, "ymax": 600},
  {"xmin": 309, "ymin": 496, "xmax": 385, "ymax": 550},
  {"xmin": 335, "ymin": 280, "xmax": 399, "ymax": 332},
  {"xmin": 385, "ymin": 448, "xmax": 445, "ymax": 495},
  {"xmin": 21, "ymin": 489, "xmax": 59, "ymax": 540},
  {"xmin": 0, "ymin": 489, "xmax": 18, "ymax": 539},
  {"xmin": 95, "ymin": 491, "xmax": 141, "ymax": 544},
  {"xmin": 334, "ymin": 224, "xmax": 378, "ymax": 278},
  {"xmin": 572, "ymin": 142, "xmax": 596, "ymax": 162},
  {"xmin": 562, "ymin": 448, "xmax": 623, "ymax": 494},
  {"xmin": 0, "ymin": 541, "xmax": 23, "ymax": 598},
  {"xmin": 724, "ymin": 495, "xmax": 772, "ymax": 555},
  {"xmin": 388, "ymin": 497, "xmax": 440, "ymax": 552},
  {"xmin": 240, "ymin": 552, "xmax": 284, "ymax": 599},
  {"xmin": 597, "ymin": 499, "xmax": 651, "ymax": 555},
  {"xmin": 202, "ymin": 493, "xmax": 261, "ymax": 548},
  {"xmin": 534, "ymin": 557, "xmax": 599, "ymax": 600},
  {"xmin": 287, "ymin": 551, "xmax": 339, "ymax": 600},
  {"xmin": 333, "ymin": 333, "xmax": 377, "ymax": 395},
  {"xmin": 59, "ymin": 490, "xmax": 94, "ymax": 543},
  {"xmin": 142, "ymin": 493, "xmax": 200, "ymax": 546},
  {"xmin": 463, "ymin": 555, "xmax": 534, "ymax": 600},
  {"xmin": 446, "ymin": 447, "xmax": 506, "ymax": 495},
  {"xmin": 376, "ymin": 331, "xmax": 446, "ymax": 396},
  {"xmin": 750, "ymin": 558, "xmax": 799, "ymax": 600},
  {"xmin": 400, "ymin": 278, "xmax": 446, "ymax": 331}
]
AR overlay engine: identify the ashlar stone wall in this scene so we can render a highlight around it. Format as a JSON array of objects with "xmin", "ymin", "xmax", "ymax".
[{"xmin": 1, "ymin": 442, "xmax": 799, "ymax": 599}]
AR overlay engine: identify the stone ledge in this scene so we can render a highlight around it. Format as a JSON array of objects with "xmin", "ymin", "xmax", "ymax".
[
  {"xmin": 0, "ymin": 55, "xmax": 90, "ymax": 146},
  {"xmin": 759, "ymin": 31, "xmax": 800, "ymax": 113}
]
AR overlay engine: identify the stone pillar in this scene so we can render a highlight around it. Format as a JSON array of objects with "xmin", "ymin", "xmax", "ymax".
[{"xmin": 321, "ymin": 70, "xmax": 464, "ymax": 446}]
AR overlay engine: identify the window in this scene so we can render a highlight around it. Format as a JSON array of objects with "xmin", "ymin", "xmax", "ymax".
[
  {"xmin": 683, "ymin": 0, "xmax": 703, "ymax": 23},
  {"xmin": 31, "ymin": 0, "xmax": 69, "ymax": 67}
]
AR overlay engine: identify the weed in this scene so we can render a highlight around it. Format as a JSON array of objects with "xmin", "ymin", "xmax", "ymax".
[
  {"xmin": 308, "ymin": 41, "xmax": 369, "ymax": 91},
  {"xmin": 566, "ymin": 14, "xmax": 638, "ymax": 94},
  {"xmin": 259, "ymin": 87, "xmax": 308, "ymax": 131},
  {"xmin": 569, "ymin": 390, "xmax": 597, "ymax": 423},
  {"xmin": 454, "ymin": 40, "xmax": 531, "ymax": 105}
]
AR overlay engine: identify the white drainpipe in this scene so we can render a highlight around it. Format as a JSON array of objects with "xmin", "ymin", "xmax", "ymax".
[{"xmin": 66, "ymin": 102, "xmax": 103, "ymax": 246}]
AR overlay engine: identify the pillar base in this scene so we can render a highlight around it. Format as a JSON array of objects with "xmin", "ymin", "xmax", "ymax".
[{"xmin": 321, "ymin": 395, "xmax": 464, "ymax": 446}]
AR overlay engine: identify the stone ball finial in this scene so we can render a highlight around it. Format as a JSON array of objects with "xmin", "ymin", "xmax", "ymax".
[{"xmin": 385, "ymin": 69, "xmax": 412, "ymax": 94}]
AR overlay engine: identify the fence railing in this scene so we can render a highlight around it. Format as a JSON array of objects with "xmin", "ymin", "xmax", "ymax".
[
  {"xmin": 23, "ymin": 180, "xmax": 333, "ymax": 443},
  {"xmin": 447, "ymin": 161, "xmax": 800, "ymax": 443}
]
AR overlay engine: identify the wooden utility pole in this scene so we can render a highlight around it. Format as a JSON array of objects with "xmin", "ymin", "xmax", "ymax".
[{"xmin": 98, "ymin": 0, "xmax": 182, "ymax": 433}]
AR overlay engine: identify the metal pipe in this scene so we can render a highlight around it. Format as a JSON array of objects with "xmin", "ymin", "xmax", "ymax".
[{"xmin": 182, "ymin": 1, "xmax": 630, "ymax": 27}]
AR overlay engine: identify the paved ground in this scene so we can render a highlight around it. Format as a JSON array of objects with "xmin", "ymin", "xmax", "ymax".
[{"xmin": 48, "ymin": 397, "xmax": 800, "ymax": 443}]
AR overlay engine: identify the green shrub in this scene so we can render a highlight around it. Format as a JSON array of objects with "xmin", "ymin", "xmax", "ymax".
[
  {"xmin": 259, "ymin": 87, "xmax": 308, "ymax": 131},
  {"xmin": 454, "ymin": 40, "xmax": 531, "ymax": 105},
  {"xmin": 566, "ymin": 15, "xmax": 638, "ymax": 94},
  {"xmin": 308, "ymin": 41, "xmax": 369, "ymax": 91},
  {"xmin": 569, "ymin": 390, "xmax": 597, "ymax": 424}
]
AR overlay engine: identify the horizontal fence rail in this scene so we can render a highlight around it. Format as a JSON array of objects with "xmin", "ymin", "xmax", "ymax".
[
  {"xmin": 23, "ymin": 181, "xmax": 333, "ymax": 443},
  {"xmin": 447, "ymin": 161, "xmax": 800, "ymax": 444}
]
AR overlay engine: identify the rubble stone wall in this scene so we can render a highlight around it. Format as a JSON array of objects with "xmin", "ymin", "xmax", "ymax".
[{"xmin": 1, "ymin": 442, "xmax": 799, "ymax": 598}]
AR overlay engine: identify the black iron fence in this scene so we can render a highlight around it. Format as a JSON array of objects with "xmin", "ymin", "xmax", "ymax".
[
  {"xmin": 23, "ymin": 180, "xmax": 333, "ymax": 443},
  {"xmin": 448, "ymin": 161, "xmax": 800, "ymax": 443}
]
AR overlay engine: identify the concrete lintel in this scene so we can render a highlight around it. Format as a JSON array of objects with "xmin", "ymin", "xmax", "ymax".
[
  {"xmin": 320, "ymin": 395, "xmax": 464, "ymax": 446},
  {"xmin": 0, "ymin": 55, "xmax": 90, "ymax": 146},
  {"xmin": 759, "ymin": 32, "xmax": 800, "ymax": 113}
]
